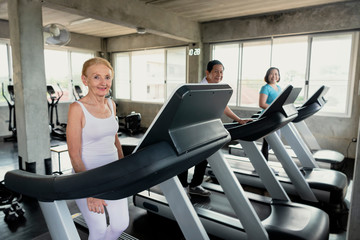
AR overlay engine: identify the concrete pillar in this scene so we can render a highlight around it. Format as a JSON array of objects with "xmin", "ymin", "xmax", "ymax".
[
  {"xmin": 188, "ymin": 42, "xmax": 203, "ymax": 83},
  {"xmin": 8, "ymin": 0, "xmax": 51, "ymax": 174},
  {"xmin": 202, "ymin": 43, "xmax": 211, "ymax": 73},
  {"xmin": 347, "ymin": 116, "xmax": 360, "ymax": 240}
]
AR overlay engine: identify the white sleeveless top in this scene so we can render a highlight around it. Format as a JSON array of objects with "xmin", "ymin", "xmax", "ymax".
[{"xmin": 76, "ymin": 98, "xmax": 119, "ymax": 170}]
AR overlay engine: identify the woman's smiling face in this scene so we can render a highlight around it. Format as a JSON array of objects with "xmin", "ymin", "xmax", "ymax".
[
  {"xmin": 206, "ymin": 64, "xmax": 224, "ymax": 83},
  {"xmin": 82, "ymin": 63, "xmax": 113, "ymax": 97},
  {"xmin": 268, "ymin": 68, "xmax": 280, "ymax": 84}
]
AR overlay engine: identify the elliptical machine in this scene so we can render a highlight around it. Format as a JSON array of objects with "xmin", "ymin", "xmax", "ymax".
[
  {"xmin": 73, "ymin": 85, "xmax": 84, "ymax": 100},
  {"xmin": 47, "ymin": 84, "xmax": 66, "ymax": 140},
  {"xmin": 1, "ymin": 82, "xmax": 16, "ymax": 142},
  {"xmin": 71, "ymin": 79, "xmax": 84, "ymax": 101},
  {"xmin": 118, "ymin": 111, "xmax": 142, "ymax": 135}
]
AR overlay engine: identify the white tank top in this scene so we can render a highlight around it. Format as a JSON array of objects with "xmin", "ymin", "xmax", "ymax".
[{"xmin": 76, "ymin": 98, "xmax": 119, "ymax": 170}]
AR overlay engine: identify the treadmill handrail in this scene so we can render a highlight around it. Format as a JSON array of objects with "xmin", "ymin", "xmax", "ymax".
[
  {"xmin": 5, "ymin": 84, "xmax": 233, "ymax": 202},
  {"xmin": 293, "ymin": 85, "xmax": 328, "ymax": 123},
  {"xmin": 302, "ymin": 85, "xmax": 328, "ymax": 107},
  {"xmin": 5, "ymin": 136, "xmax": 230, "ymax": 202},
  {"xmin": 259, "ymin": 85, "xmax": 299, "ymax": 118},
  {"xmin": 225, "ymin": 85, "xmax": 300, "ymax": 142},
  {"xmin": 293, "ymin": 103, "xmax": 321, "ymax": 122}
]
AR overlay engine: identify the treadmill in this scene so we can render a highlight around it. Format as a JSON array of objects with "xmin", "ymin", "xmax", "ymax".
[
  {"xmin": 134, "ymin": 85, "xmax": 329, "ymax": 240},
  {"xmin": 229, "ymin": 85, "xmax": 344, "ymax": 169},
  {"xmin": 292, "ymin": 86, "xmax": 344, "ymax": 169},
  {"xmin": 3, "ymin": 84, "xmax": 244, "ymax": 240},
  {"xmin": 211, "ymin": 86, "xmax": 348, "ymax": 230}
]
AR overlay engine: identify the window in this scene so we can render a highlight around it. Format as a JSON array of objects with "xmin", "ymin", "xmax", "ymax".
[
  {"xmin": 241, "ymin": 40, "xmax": 271, "ymax": 107},
  {"xmin": 211, "ymin": 32, "xmax": 357, "ymax": 116},
  {"xmin": 212, "ymin": 43, "xmax": 240, "ymax": 106},
  {"xmin": 166, "ymin": 47, "xmax": 187, "ymax": 99},
  {"xmin": 113, "ymin": 47, "xmax": 187, "ymax": 102},
  {"xmin": 44, "ymin": 49, "xmax": 94, "ymax": 101},
  {"xmin": 132, "ymin": 49, "xmax": 165, "ymax": 102},
  {"xmin": 0, "ymin": 43, "xmax": 11, "ymax": 105},
  {"xmin": 44, "ymin": 49, "xmax": 70, "ymax": 101},
  {"xmin": 114, "ymin": 53, "xmax": 131, "ymax": 100},
  {"xmin": 308, "ymin": 34, "xmax": 353, "ymax": 115},
  {"xmin": 0, "ymin": 46, "xmax": 94, "ymax": 103},
  {"xmin": 272, "ymin": 36, "xmax": 308, "ymax": 104},
  {"xmin": 70, "ymin": 51, "xmax": 94, "ymax": 97}
]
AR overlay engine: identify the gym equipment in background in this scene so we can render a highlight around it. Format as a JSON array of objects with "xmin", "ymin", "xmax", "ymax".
[
  {"xmin": 0, "ymin": 181, "xmax": 25, "ymax": 224},
  {"xmin": 118, "ymin": 111, "xmax": 142, "ymax": 135},
  {"xmin": 1, "ymin": 83, "xmax": 16, "ymax": 142},
  {"xmin": 47, "ymin": 84, "xmax": 66, "ymax": 140},
  {"xmin": 209, "ymin": 86, "xmax": 348, "ymax": 231},
  {"xmin": 73, "ymin": 85, "xmax": 84, "ymax": 100},
  {"xmin": 228, "ymin": 86, "xmax": 344, "ymax": 169}
]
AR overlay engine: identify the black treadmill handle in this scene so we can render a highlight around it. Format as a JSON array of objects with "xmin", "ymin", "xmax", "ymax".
[
  {"xmin": 227, "ymin": 112, "xmax": 297, "ymax": 142},
  {"xmin": 293, "ymin": 103, "xmax": 322, "ymax": 123},
  {"xmin": 5, "ymin": 136, "xmax": 228, "ymax": 202},
  {"xmin": 224, "ymin": 122, "xmax": 240, "ymax": 130}
]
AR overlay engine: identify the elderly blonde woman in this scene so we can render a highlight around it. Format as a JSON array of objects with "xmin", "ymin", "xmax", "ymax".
[{"xmin": 66, "ymin": 57, "xmax": 128, "ymax": 240}]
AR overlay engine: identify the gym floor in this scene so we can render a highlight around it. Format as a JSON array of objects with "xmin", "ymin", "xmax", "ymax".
[{"xmin": 0, "ymin": 136, "xmax": 352, "ymax": 240}]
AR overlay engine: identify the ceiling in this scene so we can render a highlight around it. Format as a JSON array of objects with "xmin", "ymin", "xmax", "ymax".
[{"xmin": 0, "ymin": 0, "xmax": 352, "ymax": 38}]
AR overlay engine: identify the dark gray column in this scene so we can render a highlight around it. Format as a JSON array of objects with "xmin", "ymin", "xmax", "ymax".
[
  {"xmin": 188, "ymin": 42, "xmax": 203, "ymax": 83},
  {"xmin": 8, "ymin": 0, "xmax": 51, "ymax": 174},
  {"xmin": 347, "ymin": 117, "xmax": 360, "ymax": 240}
]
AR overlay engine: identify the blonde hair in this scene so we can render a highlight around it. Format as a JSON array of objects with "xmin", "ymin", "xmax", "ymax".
[{"xmin": 82, "ymin": 57, "xmax": 114, "ymax": 78}]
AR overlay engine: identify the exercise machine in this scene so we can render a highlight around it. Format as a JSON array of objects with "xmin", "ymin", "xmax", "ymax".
[
  {"xmin": 5, "ymin": 84, "xmax": 236, "ymax": 240},
  {"xmin": 5, "ymin": 84, "xmax": 329, "ymax": 239},
  {"xmin": 71, "ymin": 79, "xmax": 84, "ymax": 101},
  {"xmin": 73, "ymin": 84, "xmax": 84, "ymax": 100},
  {"xmin": 292, "ymin": 86, "xmax": 344, "ymax": 168},
  {"xmin": 229, "ymin": 86, "xmax": 344, "ymax": 169},
  {"xmin": 2, "ymin": 83, "xmax": 16, "ymax": 142},
  {"xmin": 0, "ymin": 181, "xmax": 25, "ymax": 225},
  {"xmin": 209, "ymin": 86, "xmax": 348, "ymax": 231},
  {"xmin": 134, "ymin": 85, "xmax": 329, "ymax": 239},
  {"xmin": 118, "ymin": 111, "xmax": 142, "ymax": 135},
  {"xmin": 47, "ymin": 84, "xmax": 66, "ymax": 140}
]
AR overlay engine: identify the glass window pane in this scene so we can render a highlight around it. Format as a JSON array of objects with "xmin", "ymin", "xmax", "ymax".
[
  {"xmin": 272, "ymin": 36, "xmax": 308, "ymax": 104},
  {"xmin": 44, "ymin": 49, "xmax": 70, "ymax": 101},
  {"xmin": 131, "ymin": 49, "xmax": 165, "ymax": 102},
  {"xmin": 0, "ymin": 43, "xmax": 9, "ymax": 104},
  {"xmin": 114, "ymin": 53, "xmax": 131, "ymax": 100},
  {"xmin": 166, "ymin": 47, "xmax": 186, "ymax": 99},
  {"xmin": 212, "ymin": 43, "xmax": 239, "ymax": 106},
  {"xmin": 309, "ymin": 34, "xmax": 352, "ymax": 114},
  {"xmin": 70, "ymin": 51, "xmax": 94, "ymax": 99},
  {"xmin": 241, "ymin": 40, "xmax": 271, "ymax": 107}
]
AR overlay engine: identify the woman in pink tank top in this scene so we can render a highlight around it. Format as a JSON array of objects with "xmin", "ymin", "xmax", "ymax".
[{"xmin": 66, "ymin": 57, "xmax": 129, "ymax": 240}]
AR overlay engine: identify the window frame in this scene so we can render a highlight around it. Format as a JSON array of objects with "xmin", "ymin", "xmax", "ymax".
[
  {"xmin": 0, "ymin": 41, "xmax": 13, "ymax": 107},
  {"xmin": 305, "ymin": 31, "xmax": 358, "ymax": 118},
  {"xmin": 210, "ymin": 31, "xmax": 358, "ymax": 117},
  {"xmin": 112, "ymin": 46, "xmax": 188, "ymax": 103},
  {"xmin": 0, "ymin": 44, "xmax": 95, "ymax": 104}
]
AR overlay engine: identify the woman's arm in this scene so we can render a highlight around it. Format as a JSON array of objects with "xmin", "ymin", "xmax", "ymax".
[
  {"xmin": 67, "ymin": 102, "xmax": 108, "ymax": 213},
  {"xmin": 259, "ymin": 93, "xmax": 269, "ymax": 110},
  {"xmin": 112, "ymin": 100, "xmax": 124, "ymax": 159},
  {"xmin": 224, "ymin": 106, "xmax": 251, "ymax": 125},
  {"xmin": 115, "ymin": 135, "xmax": 124, "ymax": 159},
  {"xmin": 66, "ymin": 102, "xmax": 86, "ymax": 173}
]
